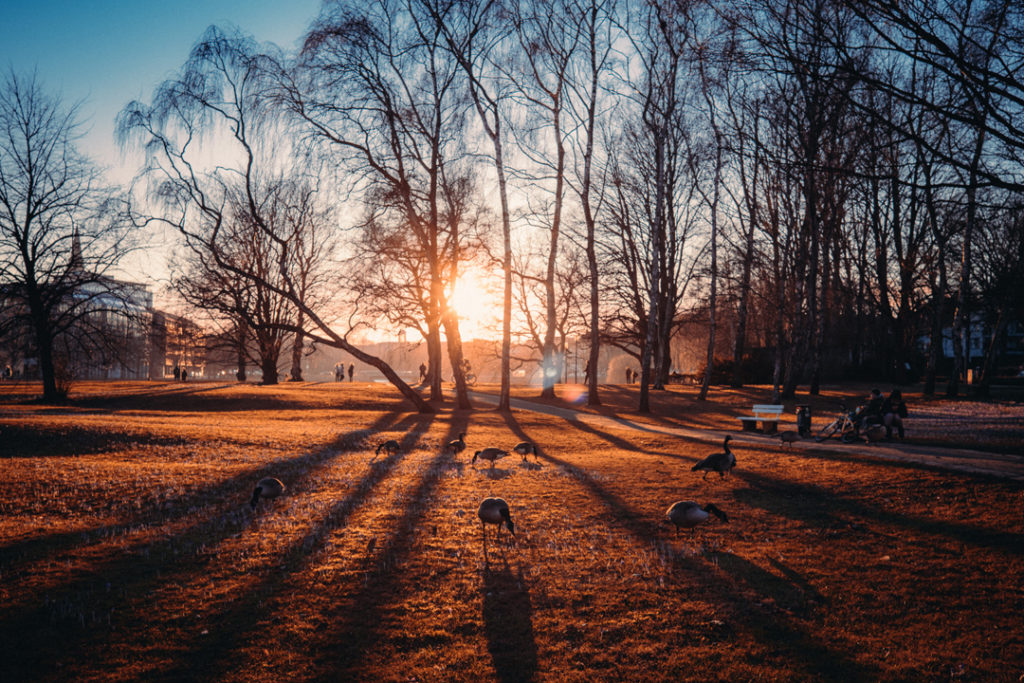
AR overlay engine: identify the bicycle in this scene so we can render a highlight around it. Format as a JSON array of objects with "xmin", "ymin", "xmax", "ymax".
[{"xmin": 814, "ymin": 401, "xmax": 861, "ymax": 443}]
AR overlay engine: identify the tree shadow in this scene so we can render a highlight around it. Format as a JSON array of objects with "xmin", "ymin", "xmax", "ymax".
[
  {"xmin": 0, "ymin": 423, "xmax": 192, "ymax": 457},
  {"xmin": 314, "ymin": 418, "xmax": 471, "ymax": 679},
  {"xmin": 497, "ymin": 410, "xmax": 881, "ymax": 681},
  {"xmin": 0, "ymin": 410, "xmax": 408, "ymax": 573},
  {"xmin": 482, "ymin": 563, "xmax": 538, "ymax": 683},
  {"xmin": 0, "ymin": 411, "xmax": 430, "ymax": 681},
  {"xmin": 706, "ymin": 550, "xmax": 827, "ymax": 617},
  {"xmin": 154, "ymin": 413, "xmax": 439, "ymax": 681},
  {"xmin": 732, "ymin": 470, "xmax": 1024, "ymax": 558}
]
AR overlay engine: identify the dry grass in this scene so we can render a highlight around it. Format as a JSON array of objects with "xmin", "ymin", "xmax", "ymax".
[{"xmin": 1, "ymin": 380, "xmax": 1022, "ymax": 682}]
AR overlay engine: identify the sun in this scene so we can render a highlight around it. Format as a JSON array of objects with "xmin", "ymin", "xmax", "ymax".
[{"xmin": 448, "ymin": 269, "xmax": 502, "ymax": 341}]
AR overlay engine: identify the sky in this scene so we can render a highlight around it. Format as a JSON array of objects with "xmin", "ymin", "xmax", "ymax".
[{"xmin": 1, "ymin": 0, "xmax": 321, "ymax": 179}]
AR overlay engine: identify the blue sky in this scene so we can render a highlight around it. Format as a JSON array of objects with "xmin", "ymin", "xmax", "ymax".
[{"xmin": 1, "ymin": 0, "xmax": 321, "ymax": 175}]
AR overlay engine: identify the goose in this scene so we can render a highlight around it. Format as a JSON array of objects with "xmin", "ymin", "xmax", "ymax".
[
  {"xmin": 477, "ymin": 497, "xmax": 515, "ymax": 542},
  {"xmin": 446, "ymin": 432, "xmax": 467, "ymax": 455},
  {"xmin": 473, "ymin": 447, "xmax": 509, "ymax": 468},
  {"xmin": 665, "ymin": 501, "xmax": 729, "ymax": 536},
  {"xmin": 691, "ymin": 435, "xmax": 736, "ymax": 479},
  {"xmin": 513, "ymin": 441, "xmax": 538, "ymax": 461},
  {"xmin": 778, "ymin": 430, "xmax": 801, "ymax": 447},
  {"xmin": 250, "ymin": 477, "xmax": 285, "ymax": 509},
  {"xmin": 375, "ymin": 439, "xmax": 400, "ymax": 456}
]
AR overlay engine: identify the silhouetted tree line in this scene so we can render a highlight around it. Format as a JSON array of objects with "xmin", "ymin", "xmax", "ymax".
[{"xmin": 4, "ymin": 0, "xmax": 1023, "ymax": 406}]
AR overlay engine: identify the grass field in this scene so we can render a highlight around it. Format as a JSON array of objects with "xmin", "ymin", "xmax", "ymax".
[{"xmin": 1, "ymin": 380, "xmax": 1023, "ymax": 682}]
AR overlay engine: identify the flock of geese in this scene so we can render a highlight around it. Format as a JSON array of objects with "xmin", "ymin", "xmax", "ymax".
[{"xmin": 250, "ymin": 432, "xmax": 740, "ymax": 544}]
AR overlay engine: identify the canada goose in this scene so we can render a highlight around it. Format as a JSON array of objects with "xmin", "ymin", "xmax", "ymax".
[
  {"xmin": 778, "ymin": 430, "xmax": 801, "ymax": 447},
  {"xmin": 665, "ymin": 501, "xmax": 729, "ymax": 536},
  {"xmin": 691, "ymin": 435, "xmax": 736, "ymax": 479},
  {"xmin": 513, "ymin": 441, "xmax": 538, "ymax": 461},
  {"xmin": 478, "ymin": 497, "xmax": 515, "ymax": 542},
  {"xmin": 250, "ymin": 477, "xmax": 285, "ymax": 509},
  {"xmin": 376, "ymin": 439, "xmax": 400, "ymax": 456},
  {"xmin": 446, "ymin": 432, "xmax": 467, "ymax": 455},
  {"xmin": 863, "ymin": 424, "xmax": 887, "ymax": 444},
  {"xmin": 473, "ymin": 447, "xmax": 509, "ymax": 468}
]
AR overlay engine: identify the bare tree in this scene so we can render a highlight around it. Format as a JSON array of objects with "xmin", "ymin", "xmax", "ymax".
[
  {"xmin": 289, "ymin": 0, "xmax": 476, "ymax": 407},
  {"xmin": 119, "ymin": 26, "xmax": 433, "ymax": 412},
  {"xmin": 0, "ymin": 70, "xmax": 135, "ymax": 401},
  {"xmin": 565, "ymin": 0, "xmax": 616, "ymax": 405},
  {"xmin": 421, "ymin": 0, "xmax": 516, "ymax": 410}
]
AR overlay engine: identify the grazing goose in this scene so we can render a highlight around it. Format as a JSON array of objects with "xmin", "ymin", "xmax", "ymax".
[
  {"xmin": 446, "ymin": 432, "xmax": 467, "ymax": 455},
  {"xmin": 473, "ymin": 447, "xmax": 509, "ymax": 468},
  {"xmin": 665, "ymin": 501, "xmax": 729, "ymax": 536},
  {"xmin": 513, "ymin": 441, "xmax": 538, "ymax": 461},
  {"xmin": 778, "ymin": 430, "xmax": 801, "ymax": 447},
  {"xmin": 375, "ymin": 439, "xmax": 400, "ymax": 456},
  {"xmin": 250, "ymin": 477, "xmax": 285, "ymax": 509},
  {"xmin": 477, "ymin": 497, "xmax": 515, "ymax": 542},
  {"xmin": 691, "ymin": 435, "xmax": 736, "ymax": 479}
]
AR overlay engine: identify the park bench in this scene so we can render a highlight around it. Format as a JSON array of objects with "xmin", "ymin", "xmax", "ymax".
[{"xmin": 738, "ymin": 404, "xmax": 784, "ymax": 434}]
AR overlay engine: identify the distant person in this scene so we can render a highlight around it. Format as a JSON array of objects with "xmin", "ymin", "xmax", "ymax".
[
  {"xmin": 334, "ymin": 363, "xmax": 343, "ymax": 382},
  {"xmin": 584, "ymin": 360, "xmax": 591, "ymax": 385},
  {"xmin": 633, "ymin": 368, "xmax": 640, "ymax": 384},
  {"xmin": 624, "ymin": 367, "xmax": 632, "ymax": 384},
  {"xmin": 419, "ymin": 362, "xmax": 427, "ymax": 382},
  {"xmin": 173, "ymin": 365, "xmax": 180, "ymax": 381},
  {"xmin": 882, "ymin": 389, "xmax": 908, "ymax": 440},
  {"xmin": 348, "ymin": 363, "xmax": 354, "ymax": 382},
  {"xmin": 181, "ymin": 369, "xmax": 188, "ymax": 382}
]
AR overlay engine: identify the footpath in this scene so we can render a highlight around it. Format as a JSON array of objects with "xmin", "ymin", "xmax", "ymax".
[{"xmin": 469, "ymin": 391, "xmax": 1024, "ymax": 483}]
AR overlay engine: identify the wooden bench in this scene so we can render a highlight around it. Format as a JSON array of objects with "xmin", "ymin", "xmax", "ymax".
[{"xmin": 738, "ymin": 404, "xmax": 784, "ymax": 434}]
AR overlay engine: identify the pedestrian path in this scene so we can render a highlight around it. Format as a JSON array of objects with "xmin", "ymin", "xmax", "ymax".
[{"xmin": 469, "ymin": 391, "xmax": 1024, "ymax": 483}]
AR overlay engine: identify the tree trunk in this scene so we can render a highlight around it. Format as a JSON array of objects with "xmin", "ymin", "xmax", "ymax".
[
  {"xmin": 947, "ymin": 129, "xmax": 986, "ymax": 397},
  {"xmin": 235, "ymin": 320, "xmax": 247, "ymax": 382},
  {"xmin": 289, "ymin": 312, "xmax": 304, "ymax": 382},
  {"xmin": 426, "ymin": 322, "xmax": 443, "ymax": 401},
  {"xmin": 639, "ymin": 125, "xmax": 666, "ymax": 414},
  {"xmin": 975, "ymin": 310, "xmax": 1005, "ymax": 398},
  {"xmin": 731, "ymin": 217, "xmax": 756, "ymax": 388},
  {"xmin": 260, "ymin": 351, "xmax": 279, "ymax": 386},
  {"xmin": 27, "ymin": 292, "xmax": 61, "ymax": 401},
  {"xmin": 698, "ymin": 132, "xmax": 723, "ymax": 401},
  {"xmin": 540, "ymin": 103, "xmax": 566, "ymax": 400}
]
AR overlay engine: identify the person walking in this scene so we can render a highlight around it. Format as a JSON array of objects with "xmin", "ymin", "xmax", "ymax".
[{"xmin": 348, "ymin": 363, "xmax": 354, "ymax": 382}]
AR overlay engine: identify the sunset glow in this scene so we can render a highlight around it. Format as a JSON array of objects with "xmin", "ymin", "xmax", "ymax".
[{"xmin": 448, "ymin": 270, "xmax": 502, "ymax": 341}]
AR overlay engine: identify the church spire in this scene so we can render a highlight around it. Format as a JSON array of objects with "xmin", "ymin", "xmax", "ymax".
[{"xmin": 70, "ymin": 226, "xmax": 83, "ymax": 271}]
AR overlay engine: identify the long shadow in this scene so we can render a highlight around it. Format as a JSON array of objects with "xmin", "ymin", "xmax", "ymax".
[
  {"xmin": 732, "ymin": 469, "xmax": 1024, "ymax": 558},
  {"xmin": 544, "ymin": 418, "xmax": 1024, "ymax": 560},
  {"xmin": 482, "ymin": 564, "xmax": 538, "ymax": 683},
  {"xmin": 156, "ymin": 413, "xmax": 437, "ymax": 681},
  {"xmin": 0, "ymin": 412, "xmax": 425, "ymax": 680},
  {"xmin": 317, "ymin": 417, "xmax": 470, "ymax": 679},
  {"xmin": 499, "ymin": 411, "xmax": 880, "ymax": 681},
  {"xmin": 1, "ymin": 423, "xmax": 193, "ymax": 458},
  {"xmin": 0, "ymin": 410, "xmax": 407, "ymax": 577},
  {"xmin": 553, "ymin": 415, "xmax": 667, "ymax": 456}
]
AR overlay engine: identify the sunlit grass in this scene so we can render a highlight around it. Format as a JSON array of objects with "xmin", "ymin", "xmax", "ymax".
[{"xmin": 1, "ymin": 381, "xmax": 1022, "ymax": 681}]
